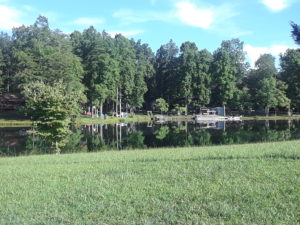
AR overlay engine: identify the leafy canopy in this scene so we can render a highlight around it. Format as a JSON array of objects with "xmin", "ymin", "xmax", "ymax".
[{"xmin": 22, "ymin": 80, "xmax": 86, "ymax": 151}]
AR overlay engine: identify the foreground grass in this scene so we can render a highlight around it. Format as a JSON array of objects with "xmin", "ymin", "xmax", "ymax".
[{"xmin": 0, "ymin": 141, "xmax": 299, "ymax": 224}]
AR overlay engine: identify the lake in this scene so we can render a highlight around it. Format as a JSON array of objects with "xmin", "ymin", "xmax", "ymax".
[{"xmin": 1, "ymin": 120, "xmax": 300, "ymax": 156}]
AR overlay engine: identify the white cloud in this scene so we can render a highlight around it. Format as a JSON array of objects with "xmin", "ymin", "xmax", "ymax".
[
  {"xmin": 113, "ymin": 9, "xmax": 172, "ymax": 25},
  {"xmin": 108, "ymin": 30, "xmax": 144, "ymax": 37},
  {"xmin": 174, "ymin": 1, "xmax": 239, "ymax": 31},
  {"xmin": 113, "ymin": 2, "xmax": 236, "ymax": 31},
  {"xmin": 244, "ymin": 44, "xmax": 296, "ymax": 67},
  {"xmin": 0, "ymin": 5, "xmax": 22, "ymax": 30},
  {"xmin": 73, "ymin": 17, "xmax": 105, "ymax": 26},
  {"xmin": 175, "ymin": 2, "xmax": 213, "ymax": 29},
  {"xmin": 260, "ymin": 0, "xmax": 289, "ymax": 11}
]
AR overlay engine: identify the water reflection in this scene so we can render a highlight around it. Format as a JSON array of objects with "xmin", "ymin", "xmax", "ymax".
[{"xmin": 1, "ymin": 120, "xmax": 300, "ymax": 156}]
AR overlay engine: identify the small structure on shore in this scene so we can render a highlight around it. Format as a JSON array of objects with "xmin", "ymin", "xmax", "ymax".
[
  {"xmin": 0, "ymin": 93, "xmax": 24, "ymax": 111},
  {"xmin": 195, "ymin": 107, "xmax": 241, "ymax": 121},
  {"xmin": 152, "ymin": 115, "xmax": 166, "ymax": 123}
]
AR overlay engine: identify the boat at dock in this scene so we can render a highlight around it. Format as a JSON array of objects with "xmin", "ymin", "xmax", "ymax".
[
  {"xmin": 194, "ymin": 107, "xmax": 241, "ymax": 122},
  {"xmin": 194, "ymin": 115, "xmax": 241, "ymax": 121}
]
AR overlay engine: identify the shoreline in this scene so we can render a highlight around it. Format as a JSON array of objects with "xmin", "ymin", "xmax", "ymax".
[{"xmin": 1, "ymin": 114, "xmax": 300, "ymax": 127}]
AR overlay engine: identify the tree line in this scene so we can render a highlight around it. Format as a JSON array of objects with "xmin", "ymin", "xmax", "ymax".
[{"xmin": 1, "ymin": 16, "xmax": 300, "ymax": 116}]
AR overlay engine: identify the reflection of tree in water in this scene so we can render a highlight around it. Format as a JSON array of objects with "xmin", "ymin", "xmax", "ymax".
[
  {"xmin": 86, "ymin": 135, "xmax": 116, "ymax": 152},
  {"xmin": 122, "ymin": 131, "xmax": 145, "ymax": 149},
  {"xmin": 191, "ymin": 129, "xmax": 212, "ymax": 146},
  {"xmin": 25, "ymin": 135, "xmax": 53, "ymax": 155},
  {"xmin": 25, "ymin": 129, "xmax": 85, "ymax": 154},
  {"xmin": 154, "ymin": 126, "xmax": 170, "ymax": 140},
  {"xmin": 61, "ymin": 130, "xmax": 86, "ymax": 153},
  {"xmin": 0, "ymin": 128, "xmax": 29, "ymax": 156},
  {"xmin": 2, "ymin": 120, "xmax": 300, "ymax": 156},
  {"xmin": 209, "ymin": 124, "xmax": 293, "ymax": 145}
]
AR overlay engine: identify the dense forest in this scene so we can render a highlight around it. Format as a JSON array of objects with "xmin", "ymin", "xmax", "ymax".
[{"xmin": 0, "ymin": 16, "xmax": 300, "ymax": 115}]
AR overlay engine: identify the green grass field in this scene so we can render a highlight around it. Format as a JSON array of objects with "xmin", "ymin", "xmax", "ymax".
[{"xmin": 0, "ymin": 141, "xmax": 299, "ymax": 224}]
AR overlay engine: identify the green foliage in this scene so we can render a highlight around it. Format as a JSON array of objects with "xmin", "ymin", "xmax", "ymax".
[
  {"xmin": 255, "ymin": 77, "xmax": 278, "ymax": 110},
  {"xmin": 0, "ymin": 50, "xmax": 3, "ymax": 93},
  {"xmin": 255, "ymin": 54, "xmax": 277, "ymax": 78},
  {"xmin": 291, "ymin": 22, "xmax": 300, "ymax": 45},
  {"xmin": 176, "ymin": 42, "xmax": 212, "ymax": 112},
  {"xmin": 220, "ymin": 38, "xmax": 249, "ymax": 79},
  {"xmin": 131, "ymin": 40, "xmax": 155, "ymax": 108},
  {"xmin": 174, "ymin": 104, "xmax": 186, "ymax": 114},
  {"xmin": 280, "ymin": 49, "xmax": 300, "ymax": 110},
  {"xmin": 153, "ymin": 40, "xmax": 179, "ymax": 103},
  {"xmin": 275, "ymin": 80, "xmax": 291, "ymax": 108},
  {"xmin": 11, "ymin": 16, "xmax": 84, "ymax": 94},
  {"xmin": 155, "ymin": 98, "xmax": 169, "ymax": 114},
  {"xmin": 211, "ymin": 50, "xmax": 237, "ymax": 106},
  {"xmin": 0, "ymin": 15, "xmax": 300, "ymax": 116},
  {"xmin": 250, "ymin": 54, "xmax": 290, "ymax": 114},
  {"xmin": 71, "ymin": 28, "xmax": 119, "ymax": 107},
  {"xmin": 0, "ymin": 32, "xmax": 14, "ymax": 93},
  {"xmin": 22, "ymin": 80, "xmax": 85, "ymax": 151}
]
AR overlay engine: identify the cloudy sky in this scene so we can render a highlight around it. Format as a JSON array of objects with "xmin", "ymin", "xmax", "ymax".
[{"xmin": 0, "ymin": 0, "xmax": 299, "ymax": 67}]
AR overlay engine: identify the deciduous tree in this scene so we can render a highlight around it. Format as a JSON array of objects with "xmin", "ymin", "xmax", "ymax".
[{"xmin": 22, "ymin": 80, "xmax": 85, "ymax": 152}]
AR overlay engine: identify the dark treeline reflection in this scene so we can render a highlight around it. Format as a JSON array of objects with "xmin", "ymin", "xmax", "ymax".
[{"xmin": 1, "ymin": 120, "xmax": 300, "ymax": 156}]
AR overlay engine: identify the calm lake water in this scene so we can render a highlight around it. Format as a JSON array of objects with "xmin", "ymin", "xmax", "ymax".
[{"xmin": 1, "ymin": 120, "xmax": 300, "ymax": 156}]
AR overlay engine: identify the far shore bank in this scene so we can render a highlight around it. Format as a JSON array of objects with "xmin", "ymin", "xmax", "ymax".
[{"xmin": 1, "ymin": 114, "xmax": 300, "ymax": 126}]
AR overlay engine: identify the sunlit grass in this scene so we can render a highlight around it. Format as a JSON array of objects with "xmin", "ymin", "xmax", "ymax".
[{"xmin": 0, "ymin": 141, "xmax": 299, "ymax": 224}]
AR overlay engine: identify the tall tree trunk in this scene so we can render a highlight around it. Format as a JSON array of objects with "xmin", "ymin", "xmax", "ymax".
[
  {"xmin": 119, "ymin": 89, "xmax": 122, "ymax": 116},
  {"xmin": 265, "ymin": 107, "xmax": 269, "ymax": 117},
  {"xmin": 288, "ymin": 107, "xmax": 292, "ymax": 116},
  {"xmin": 55, "ymin": 141, "xmax": 60, "ymax": 153},
  {"xmin": 6, "ymin": 79, "xmax": 10, "ymax": 93},
  {"xmin": 100, "ymin": 102, "xmax": 103, "ymax": 118},
  {"xmin": 116, "ymin": 87, "xmax": 118, "ymax": 117},
  {"xmin": 185, "ymin": 99, "xmax": 188, "ymax": 116}
]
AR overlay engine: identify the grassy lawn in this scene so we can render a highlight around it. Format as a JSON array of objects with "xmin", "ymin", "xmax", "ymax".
[{"xmin": 0, "ymin": 141, "xmax": 299, "ymax": 224}]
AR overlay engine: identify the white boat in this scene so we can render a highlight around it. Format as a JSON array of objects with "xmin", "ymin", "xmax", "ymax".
[
  {"xmin": 228, "ymin": 116, "xmax": 242, "ymax": 121},
  {"xmin": 195, "ymin": 107, "xmax": 241, "ymax": 122},
  {"xmin": 194, "ymin": 115, "xmax": 228, "ymax": 121}
]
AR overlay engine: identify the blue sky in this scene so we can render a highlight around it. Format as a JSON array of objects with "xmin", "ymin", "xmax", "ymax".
[{"xmin": 0, "ymin": 0, "xmax": 299, "ymax": 67}]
